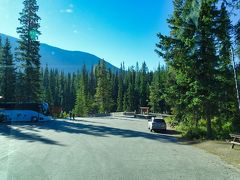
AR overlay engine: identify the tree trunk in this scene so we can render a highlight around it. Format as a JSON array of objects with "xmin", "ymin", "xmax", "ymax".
[
  {"xmin": 195, "ymin": 111, "xmax": 199, "ymax": 128},
  {"xmin": 206, "ymin": 114, "xmax": 212, "ymax": 139}
]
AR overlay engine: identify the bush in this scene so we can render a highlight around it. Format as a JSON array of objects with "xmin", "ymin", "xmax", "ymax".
[
  {"xmin": 184, "ymin": 127, "xmax": 206, "ymax": 139},
  {"xmin": 211, "ymin": 117, "xmax": 232, "ymax": 139},
  {"xmin": 175, "ymin": 118, "xmax": 207, "ymax": 139},
  {"xmin": 168, "ymin": 113, "xmax": 237, "ymax": 140},
  {"xmin": 62, "ymin": 112, "xmax": 69, "ymax": 119},
  {"xmin": 165, "ymin": 116, "xmax": 178, "ymax": 128}
]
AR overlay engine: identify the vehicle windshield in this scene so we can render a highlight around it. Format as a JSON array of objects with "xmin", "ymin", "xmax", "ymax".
[
  {"xmin": 0, "ymin": 0, "xmax": 240, "ymax": 179},
  {"xmin": 154, "ymin": 119, "xmax": 165, "ymax": 123}
]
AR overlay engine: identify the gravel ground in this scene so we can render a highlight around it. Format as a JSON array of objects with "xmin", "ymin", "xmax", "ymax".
[{"xmin": 0, "ymin": 116, "xmax": 240, "ymax": 180}]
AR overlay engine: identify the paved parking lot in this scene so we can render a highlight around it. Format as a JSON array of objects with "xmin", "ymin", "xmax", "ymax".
[{"xmin": 0, "ymin": 116, "xmax": 240, "ymax": 180}]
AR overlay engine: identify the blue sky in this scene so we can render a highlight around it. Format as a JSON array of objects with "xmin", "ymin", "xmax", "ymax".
[{"xmin": 0, "ymin": 0, "xmax": 173, "ymax": 70}]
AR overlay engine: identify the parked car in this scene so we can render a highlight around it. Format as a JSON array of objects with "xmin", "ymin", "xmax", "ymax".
[{"xmin": 148, "ymin": 117, "xmax": 166, "ymax": 133}]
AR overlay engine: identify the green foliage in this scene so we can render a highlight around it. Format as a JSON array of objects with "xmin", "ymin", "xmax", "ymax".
[
  {"xmin": 175, "ymin": 118, "xmax": 207, "ymax": 139},
  {"xmin": 16, "ymin": 0, "xmax": 42, "ymax": 102},
  {"xmin": 1, "ymin": 38, "xmax": 16, "ymax": 102},
  {"xmin": 62, "ymin": 111, "xmax": 69, "ymax": 119},
  {"xmin": 139, "ymin": 62, "xmax": 149, "ymax": 107},
  {"xmin": 117, "ymin": 64, "xmax": 124, "ymax": 111},
  {"xmin": 74, "ymin": 65, "xmax": 89, "ymax": 116},
  {"xmin": 175, "ymin": 116, "xmax": 234, "ymax": 140},
  {"xmin": 211, "ymin": 117, "xmax": 232, "ymax": 139},
  {"xmin": 43, "ymin": 64, "xmax": 53, "ymax": 105},
  {"xmin": 156, "ymin": 0, "xmax": 239, "ymax": 139},
  {"xmin": 95, "ymin": 60, "xmax": 113, "ymax": 113},
  {"xmin": 125, "ymin": 66, "xmax": 135, "ymax": 111},
  {"xmin": 149, "ymin": 65, "xmax": 169, "ymax": 113},
  {"xmin": 236, "ymin": 20, "xmax": 240, "ymax": 57}
]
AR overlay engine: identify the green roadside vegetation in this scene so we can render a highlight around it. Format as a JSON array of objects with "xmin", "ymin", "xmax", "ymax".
[
  {"xmin": 164, "ymin": 117, "xmax": 240, "ymax": 170},
  {"xmin": 192, "ymin": 140, "xmax": 240, "ymax": 169},
  {"xmin": 156, "ymin": 0, "xmax": 240, "ymax": 140}
]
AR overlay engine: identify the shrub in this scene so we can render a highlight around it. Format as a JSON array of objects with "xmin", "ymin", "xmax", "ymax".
[
  {"xmin": 175, "ymin": 118, "xmax": 207, "ymax": 139},
  {"xmin": 62, "ymin": 112, "xmax": 69, "ymax": 119},
  {"xmin": 212, "ymin": 117, "xmax": 232, "ymax": 139}
]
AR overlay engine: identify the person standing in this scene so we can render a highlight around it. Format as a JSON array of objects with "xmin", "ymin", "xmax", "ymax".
[
  {"xmin": 69, "ymin": 111, "xmax": 72, "ymax": 120},
  {"xmin": 72, "ymin": 112, "xmax": 75, "ymax": 120}
]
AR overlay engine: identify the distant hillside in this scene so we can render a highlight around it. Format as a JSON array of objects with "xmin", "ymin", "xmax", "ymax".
[{"xmin": 0, "ymin": 33, "xmax": 118, "ymax": 73}]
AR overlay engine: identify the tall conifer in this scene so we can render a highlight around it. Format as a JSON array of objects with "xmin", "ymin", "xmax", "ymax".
[
  {"xmin": 2, "ymin": 38, "xmax": 16, "ymax": 102},
  {"xmin": 16, "ymin": 0, "xmax": 42, "ymax": 102}
]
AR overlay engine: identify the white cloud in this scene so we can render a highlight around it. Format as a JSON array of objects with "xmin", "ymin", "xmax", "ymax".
[
  {"xmin": 73, "ymin": 30, "xmax": 78, "ymax": 34},
  {"xmin": 60, "ymin": 4, "xmax": 74, "ymax": 14},
  {"xmin": 66, "ymin": 8, "xmax": 73, "ymax": 13},
  {"xmin": 60, "ymin": 9, "xmax": 73, "ymax": 13}
]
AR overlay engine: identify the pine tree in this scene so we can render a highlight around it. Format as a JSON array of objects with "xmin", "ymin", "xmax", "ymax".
[
  {"xmin": 59, "ymin": 71, "xmax": 65, "ymax": 108},
  {"xmin": 126, "ymin": 67, "xmax": 135, "ymax": 111},
  {"xmin": 16, "ymin": 0, "xmax": 42, "ymax": 102},
  {"xmin": 43, "ymin": 64, "xmax": 53, "ymax": 105},
  {"xmin": 236, "ymin": 20, "xmax": 240, "ymax": 57},
  {"xmin": 156, "ymin": 0, "xmax": 237, "ymax": 138},
  {"xmin": 63, "ymin": 73, "xmax": 72, "ymax": 111},
  {"xmin": 95, "ymin": 59, "xmax": 113, "ymax": 113},
  {"xmin": 156, "ymin": 0, "xmax": 197, "ymax": 124},
  {"xmin": 74, "ymin": 65, "xmax": 89, "ymax": 116},
  {"xmin": 215, "ymin": 2, "xmax": 237, "ymax": 132},
  {"xmin": 87, "ymin": 67, "xmax": 97, "ymax": 114},
  {"xmin": 88, "ymin": 66, "xmax": 96, "ymax": 97},
  {"xmin": 111, "ymin": 71, "xmax": 119, "ymax": 112},
  {"xmin": 123, "ymin": 94, "xmax": 127, "ymax": 111},
  {"xmin": 50, "ymin": 69, "xmax": 58, "ymax": 106},
  {"xmin": 2, "ymin": 38, "xmax": 16, "ymax": 102},
  {"xmin": 70, "ymin": 72, "xmax": 77, "ymax": 111},
  {"xmin": 149, "ymin": 65, "xmax": 161, "ymax": 113},
  {"xmin": 156, "ymin": 0, "xmax": 216, "ymax": 138},
  {"xmin": 139, "ymin": 62, "xmax": 148, "ymax": 107},
  {"xmin": 134, "ymin": 62, "xmax": 141, "ymax": 111},
  {"xmin": 117, "ymin": 63, "xmax": 124, "ymax": 111},
  {"xmin": 15, "ymin": 70, "xmax": 25, "ymax": 102}
]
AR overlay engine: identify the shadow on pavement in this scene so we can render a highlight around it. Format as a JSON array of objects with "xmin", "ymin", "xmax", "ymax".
[
  {"xmin": 0, "ymin": 118, "xmax": 179, "ymax": 145},
  {"xmin": 0, "ymin": 124, "xmax": 64, "ymax": 146},
  {"xmin": 39, "ymin": 119, "xmax": 179, "ymax": 143},
  {"xmin": 71, "ymin": 119, "xmax": 107, "ymax": 125},
  {"xmin": 166, "ymin": 129, "xmax": 181, "ymax": 135}
]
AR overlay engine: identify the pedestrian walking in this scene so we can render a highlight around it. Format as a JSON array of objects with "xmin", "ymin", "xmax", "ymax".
[
  {"xmin": 72, "ymin": 112, "xmax": 75, "ymax": 120},
  {"xmin": 69, "ymin": 111, "xmax": 72, "ymax": 120}
]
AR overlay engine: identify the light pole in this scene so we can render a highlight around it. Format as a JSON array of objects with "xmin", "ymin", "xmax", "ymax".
[{"xmin": 231, "ymin": 46, "xmax": 240, "ymax": 111}]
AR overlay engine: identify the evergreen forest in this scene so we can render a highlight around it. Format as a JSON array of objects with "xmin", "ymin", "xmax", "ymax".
[{"xmin": 0, "ymin": 0, "xmax": 240, "ymax": 139}]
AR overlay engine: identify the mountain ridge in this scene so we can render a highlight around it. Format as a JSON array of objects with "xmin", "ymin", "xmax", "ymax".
[{"xmin": 0, "ymin": 33, "xmax": 119, "ymax": 73}]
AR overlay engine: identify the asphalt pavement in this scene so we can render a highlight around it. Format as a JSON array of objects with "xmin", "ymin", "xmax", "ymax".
[{"xmin": 0, "ymin": 116, "xmax": 240, "ymax": 180}]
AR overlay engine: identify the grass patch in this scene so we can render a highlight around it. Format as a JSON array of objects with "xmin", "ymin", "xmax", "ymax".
[
  {"xmin": 182, "ymin": 139, "xmax": 240, "ymax": 169},
  {"xmin": 165, "ymin": 119, "xmax": 240, "ymax": 170},
  {"xmin": 167, "ymin": 123, "xmax": 240, "ymax": 169}
]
